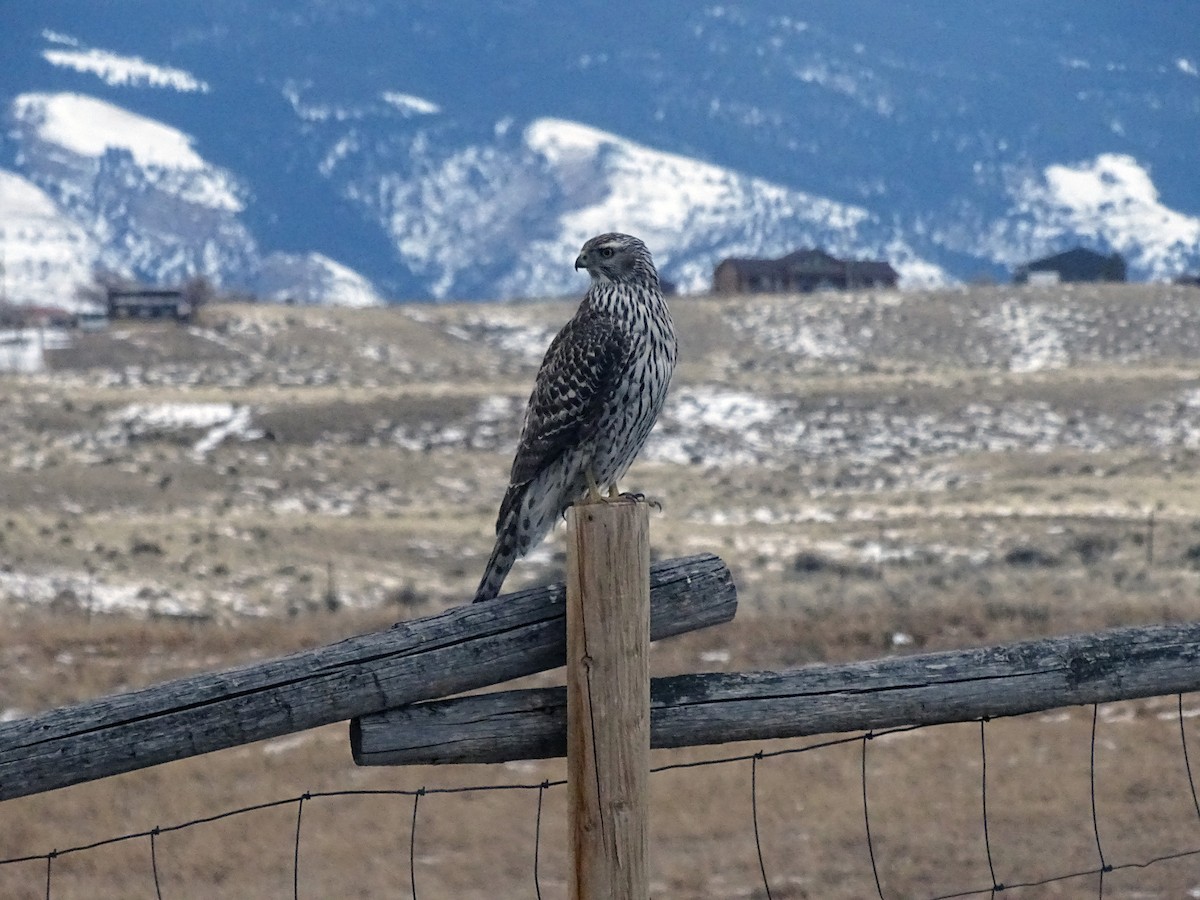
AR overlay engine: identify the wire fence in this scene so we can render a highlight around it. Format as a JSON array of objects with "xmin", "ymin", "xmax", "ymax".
[{"xmin": 5, "ymin": 695, "xmax": 1200, "ymax": 898}]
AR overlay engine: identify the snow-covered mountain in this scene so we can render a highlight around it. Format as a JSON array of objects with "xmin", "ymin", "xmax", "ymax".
[
  {"xmin": 3, "ymin": 90, "xmax": 385, "ymax": 308},
  {"xmin": 346, "ymin": 116, "xmax": 944, "ymax": 299},
  {"xmin": 8, "ymin": 92, "xmax": 256, "ymax": 293},
  {"xmin": 987, "ymin": 154, "xmax": 1200, "ymax": 277},
  {"xmin": 0, "ymin": 169, "xmax": 98, "ymax": 305},
  {"xmin": 1, "ymin": 2, "xmax": 1197, "ymax": 304}
]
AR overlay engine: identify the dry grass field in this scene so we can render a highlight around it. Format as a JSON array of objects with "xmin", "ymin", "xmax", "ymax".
[{"xmin": 4, "ymin": 283, "xmax": 1200, "ymax": 897}]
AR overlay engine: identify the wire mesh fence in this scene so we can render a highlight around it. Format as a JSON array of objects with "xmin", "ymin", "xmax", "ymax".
[{"xmin": 5, "ymin": 694, "xmax": 1200, "ymax": 898}]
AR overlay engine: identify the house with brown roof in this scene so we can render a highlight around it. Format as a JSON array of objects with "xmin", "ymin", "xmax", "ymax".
[{"xmin": 712, "ymin": 248, "xmax": 898, "ymax": 294}]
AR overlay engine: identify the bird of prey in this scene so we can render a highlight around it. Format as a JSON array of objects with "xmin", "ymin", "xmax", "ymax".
[{"xmin": 472, "ymin": 232, "xmax": 677, "ymax": 603}]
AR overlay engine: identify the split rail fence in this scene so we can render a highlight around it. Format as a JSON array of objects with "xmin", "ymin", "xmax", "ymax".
[{"xmin": 4, "ymin": 501, "xmax": 1200, "ymax": 895}]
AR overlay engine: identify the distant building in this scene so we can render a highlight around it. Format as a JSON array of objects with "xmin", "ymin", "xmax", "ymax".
[
  {"xmin": 1013, "ymin": 248, "xmax": 1126, "ymax": 285},
  {"xmin": 107, "ymin": 288, "xmax": 193, "ymax": 322},
  {"xmin": 712, "ymin": 248, "xmax": 898, "ymax": 294}
]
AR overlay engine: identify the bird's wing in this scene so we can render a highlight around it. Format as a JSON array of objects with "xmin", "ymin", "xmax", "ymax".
[{"xmin": 507, "ymin": 307, "xmax": 628, "ymax": 488}]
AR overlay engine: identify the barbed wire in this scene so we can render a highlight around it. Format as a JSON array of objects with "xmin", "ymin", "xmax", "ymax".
[{"xmin": 5, "ymin": 699, "xmax": 1200, "ymax": 897}]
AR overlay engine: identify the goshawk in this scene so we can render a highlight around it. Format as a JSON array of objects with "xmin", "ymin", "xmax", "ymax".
[{"xmin": 472, "ymin": 232, "xmax": 677, "ymax": 602}]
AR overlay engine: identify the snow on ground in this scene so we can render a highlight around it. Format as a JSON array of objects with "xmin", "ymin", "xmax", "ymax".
[
  {"xmin": 0, "ymin": 328, "xmax": 72, "ymax": 373},
  {"xmin": 389, "ymin": 394, "xmax": 524, "ymax": 452},
  {"xmin": 380, "ymin": 91, "xmax": 441, "ymax": 115},
  {"xmin": 0, "ymin": 567, "xmax": 265, "ymax": 618},
  {"xmin": 441, "ymin": 312, "xmax": 562, "ymax": 362},
  {"xmin": 1042, "ymin": 155, "xmax": 1200, "ymax": 261},
  {"xmin": 379, "ymin": 115, "xmax": 947, "ymax": 300},
  {"xmin": 893, "ymin": 255, "xmax": 952, "ymax": 290},
  {"xmin": 725, "ymin": 285, "xmax": 1200, "ymax": 374},
  {"xmin": 640, "ymin": 382, "xmax": 1200, "ymax": 482},
  {"xmin": 191, "ymin": 407, "xmax": 259, "ymax": 457},
  {"xmin": 998, "ymin": 153, "xmax": 1200, "ymax": 278},
  {"xmin": 671, "ymin": 389, "xmax": 781, "ymax": 431},
  {"xmin": 728, "ymin": 298, "xmax": 860, "ymax": 362},
  {"xmin": 0, "ymin": 170, "xmax": 99, "ymax": 306},
  {"xmin": 521, "ymin": 117, "xmax": 879, "ymax": 293},
  {"xmin": 10, "ymin": 93, "xmax": 243, "ymax": 211},
  {"xmin": 42, "ymin": 33, "xmax": 210, "ymax": 92},
  {"xmin": 16, "ymin": 92, "xmax": 203, "ymax": 170},
  {"xmin": 256, "ymin": 252, "xmax": 385, "ymax": 307},
  {"xmin": 99, "ymin": 403, "xmax": 263, "ymax": 458},
  {"xmin": 985, "ymin": 299, "xmax": 1069, "ymax": 372}
]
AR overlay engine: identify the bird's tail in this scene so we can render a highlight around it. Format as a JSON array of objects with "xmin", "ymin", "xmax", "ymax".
[
  {"xmin": 473, "ymin": 479, "xmax": 562, "ymax": 603},
  {"xmin": 472, "ymin": 531, "xmax": 519, "ymax": 603},
  {"xmin": 472, "ymin": 499, "xmax": 522, "ymax": 603}
]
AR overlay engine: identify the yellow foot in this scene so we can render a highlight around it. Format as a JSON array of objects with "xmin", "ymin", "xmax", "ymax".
[{"xmin": 585, "ymin": 468, "xmax": 604, "ymax": 503}]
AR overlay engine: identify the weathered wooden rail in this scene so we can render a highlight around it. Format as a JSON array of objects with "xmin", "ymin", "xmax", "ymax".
[
  {"xmin": 352, "ymin": 622, "xmax": 1200, "ymax": 765},
  {"xmin": 0, "ymin": 554, "xmax": 736, "ymax": 802}
]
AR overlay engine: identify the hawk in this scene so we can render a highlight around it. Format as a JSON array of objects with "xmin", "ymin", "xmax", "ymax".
[{"xmin": 472, "ymin": 232, "xmax": 677, "ymax": 602}]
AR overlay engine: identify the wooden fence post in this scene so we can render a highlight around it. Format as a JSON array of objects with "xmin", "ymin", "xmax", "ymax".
[{"xmin": 567, "ymin": 498, "xmax": 650, "ymax": 900}]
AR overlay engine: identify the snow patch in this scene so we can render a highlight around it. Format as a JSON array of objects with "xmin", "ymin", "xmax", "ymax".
[
  {"xmin": 647, "ymin": 386, "xmax": 784, "ymax": 466},
  {"xmin": 105, "ymin": 403, "xmax": 262, "ymax": 457},
  {"xmin": 511, "ymin": 118, "xmax": 947, "ymax": 296},
  {"xmin": 0, "ymin": 170, "xmax": 99, "ymax": 306},
  {"xmin": 444, "ymin": 311, "xmax": 561, "ymax": 361},
  {"xmin": 524, "ymin": 117, "xmax": 868, "ymax": 255},
  {"xmin": 354, "ymin": 114, "xmax": 946, "ymax": 299},
  {"xmin": 256, "ymin": 252, "xmax": 385, "ymax": 307},
  {"xmin": 43, "ymin": 44, "xmax": 210, "ymax": 93},
  {"xmin": 11, "ymin": 93, "xmax": 243, "ymax": 211},
  {"xmin": 319, "ymin": 134, "xmax": 359, "ymax": 176},
  {"xmin": 41, "ymin": 30, "xmax": 79, "ymax": 47},
  {"xmin": 985, "ymin": 300, "xmax": 1069, "ymax": 372},
  {"xmin": 732, "ymin": 300, "xmax": 857, "ymax": 361},
  {"xmin": 16, "ymin": 92, "xmax": 204, "ymax": 169},
  {"xmin": 0, "ymin": 567, "xmax": 264, "ymax": 618},
  {"xmin": 997, "ymin": 153, "xmax": 1200, "ymax": 279},
  {"xmin": 790, "ymin": 61, "xmax": 894, "ymax": 117},
  {"xmin": 281, "ymin": 82, "xmax": 375, "ymax": 123},
  {"xmin": 0, "ymin": 328, "xmax": 72, "ymax": 373},
  {"xmin": 672, "ymin": 388, "xmax": 781, "ymax": 431},
  {"xmin": 381, "ymin": 91, "xmax": 441, "ymax": 115}
]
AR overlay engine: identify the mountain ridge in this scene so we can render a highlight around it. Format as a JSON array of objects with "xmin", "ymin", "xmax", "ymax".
[{"xmin": 1, "ymin": 2, "xmax": 1197, "ymax": 304}]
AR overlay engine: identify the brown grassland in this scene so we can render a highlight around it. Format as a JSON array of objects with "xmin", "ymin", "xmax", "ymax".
[{"xmin": 4, "ymin": 283, "xmax": 1200, "ymax": 897}]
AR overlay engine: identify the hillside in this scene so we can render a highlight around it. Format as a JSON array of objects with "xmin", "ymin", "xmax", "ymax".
[
  {"xmin": 2, "ymin": 282, "xmax": 1200, "ymax": 620},
  {"xmin": 1, "ymin": 3, "xmax": 1198, "ymax": 303},
  {"xmin": 5, "ymin": 283, "xmax": 1200, "ymax": 898}
]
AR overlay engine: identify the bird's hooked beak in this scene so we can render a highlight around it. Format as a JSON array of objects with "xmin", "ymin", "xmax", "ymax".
[{"xmin": 574, "ymin": 252, "xmax": 587, "ymax": 270}]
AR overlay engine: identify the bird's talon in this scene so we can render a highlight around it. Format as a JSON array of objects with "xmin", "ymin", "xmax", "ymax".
[{"xmin": 618, "ymin": 491, "xmax": 662, "ymax": 510}]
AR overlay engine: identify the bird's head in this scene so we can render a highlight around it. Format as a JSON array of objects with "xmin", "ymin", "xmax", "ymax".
[{"xmin": 574, "ymin": 233, "xmax": 659, "ymax": 287}]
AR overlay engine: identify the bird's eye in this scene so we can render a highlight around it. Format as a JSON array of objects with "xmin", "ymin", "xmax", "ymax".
[{"xmin": 599, "ymin": 247, "xmax": 615, "ymax": 259}]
